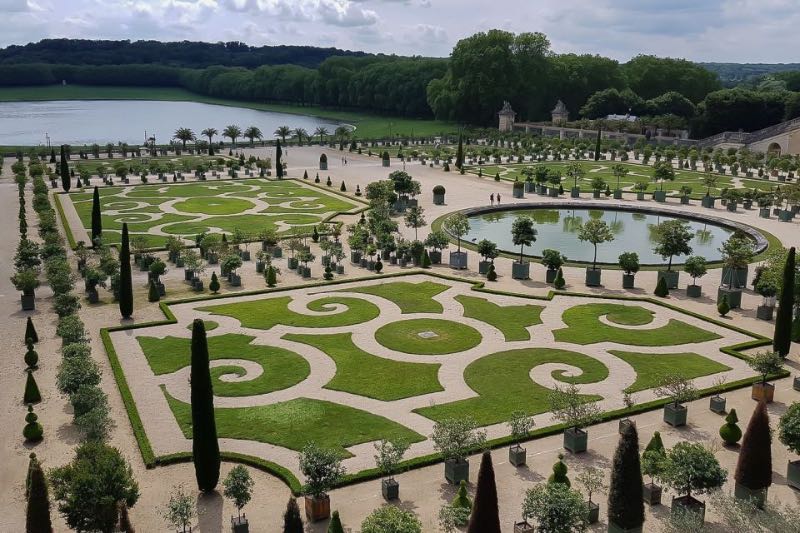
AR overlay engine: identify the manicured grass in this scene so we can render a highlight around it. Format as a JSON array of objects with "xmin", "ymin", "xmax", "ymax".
[
  {"xmin": 163, "ymin": 390, "xmax": 424, "ymax": 456},
  {"xmin": 553, "ymin": 303, "xmax": 720, "ymax": 346},
  {"xmin": 172, "ymin": 197, "xmax": 255, "ymax": 215},
  {"xmin": 339, "ymin": 281, "xmax": 450, "ymax": 313},
  {"xmin": 374, "ymin": 318, "xmax": 482, "ymax": 355},
  {"xmin": 0, "ymin": 85, "xmax": 459, "ymax": 138},
  {"xmin": 283, "ymin": 332, "xmax": 443, "ymax": 401},
  {"xmin": 415, "ymin": 348, "xmax": 608, "ymax": 425},
  {"xmin": 611, "ymin": 350, "xmax": 732, "ymax": 393},
  {"xmin": 200, "ymin": 295, "xmax": 380, "ymax": 330},
  {"xmin": 186, "ymin": 320, "xmax": 218, "ymax": 331},
  {"xmin": 604, "ymin": 305, "xmax": 654, "ymax": 325},
  {"xmin": 137, "ymin": 334, "xmax": 309, "ymax": 397},
  {"xmin": 455, "ymin": 294, "xmax": 543, "ymax": 341}
]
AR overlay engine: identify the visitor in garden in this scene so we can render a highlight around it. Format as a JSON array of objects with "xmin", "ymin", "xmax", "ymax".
[{"xmin": 490, "ymin": 193, "xmax": 494, "ymax": 206}]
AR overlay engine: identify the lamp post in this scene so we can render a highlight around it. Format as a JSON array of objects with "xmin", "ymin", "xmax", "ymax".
[{"xmin": 45, "ymin": 132, "xmax": 50, "ymax": 148}]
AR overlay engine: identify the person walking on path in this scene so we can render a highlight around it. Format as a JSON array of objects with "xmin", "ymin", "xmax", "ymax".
[
  {"xmin": 497, "ymin": 192, "xmax": 501, "ymax": 205},
  {"xmin": 490, "ymin": 193, "xmax": 494, "ymax": 206}
]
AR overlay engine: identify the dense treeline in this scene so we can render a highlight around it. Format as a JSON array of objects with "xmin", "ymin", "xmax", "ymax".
[{"xmin": 0, "ymin": 39, "xmax": 365, "ymax": 68}]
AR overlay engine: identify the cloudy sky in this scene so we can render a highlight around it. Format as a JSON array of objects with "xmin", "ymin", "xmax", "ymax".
[{"xmin": 1, "ymin": 0, "xmax": 798, "ymax": 63}]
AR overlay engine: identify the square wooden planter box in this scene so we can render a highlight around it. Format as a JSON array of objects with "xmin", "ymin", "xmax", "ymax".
[
  {"xmin": 509, "ymin": 445, "xmax": 527, "ymax": 467},
  {"xmin": 585, "ymin": 268, "xmax": 602, "ymax": 287},
  {"xmin": 751, "ymin": 382, "xmax": 774, "ymax": 403},
  {"xmin": 793, "ymin": 376, "xmax": 800, "ymax": 391},
  {"xmin": 381, "ymin": 478, "xmax": 399, "ymax": 501},
  {"xmin": 653, "ymin": 190, "xmax": 667, "ymax": 202},
  {"xmin": 586, "ymin": 501, "xmax": 600, "ymax": 524},
  {"xmin": 643, "ymin": 483, "xmax": 662, "ymax": 506},
  {"xmin": 686, "ymin": 284, "xmax": 702, "ymax": 298},
  {"xmin": 444, "ymin": 458, "xmax": 469, "ymax": 485},
  {"xmin": 657, "ymin": 270, "xmax": 679, "ymax": 289},
  {"xmin": 786, "ymin": 460, "xmax": 800, "ymax": 490},
  {"xmin": 608, "ymin": 522, "xmax": 643, "ymax": 533},
  {"xmin": 512, "ymin": 261, "xmax": 530, "ymax": 280},
  {"xmin": 701, "ymin": 196, "xmax": 715, "ymax": 208},
  {"xmin": 449, "ymin": 251, "xmax": 468, "ymax": 270},
  {"xmin": 622, "ymin": 274, "xmax": 635, "ymax": 289},
  {"xmin": 709, "ymin": 395, "xmax": 726, "ymax": 413},
  {"xmin": 756, "ymin": 304, "xmax": 774, "ymax": 321},
  {"xmin": 571, "ymin": 186, "xmax": 581, "ymax": 198},
  {"xmin": 546, "ymin": 269, "xmax": 558, "ymax": 283},
  {"xmin": 663, "ymin": 403, "xmax": 688, "ymax": 427},
  {"xmin": 304, "ymin": 494, "xmax": 330, "ymax": 522},
  {"xmin": 478, "ymin": 261, "xmax": 492, "ymax": 275},
  {"xmin": 231, "ymin": 515, "xmax": 249, "ymax": 532},
  {"xmin": 513, "ymin": 521, "xmax": 534, "ymax": 533},
  {"xmin": 563, "ymin": 428, "xmax": 588, "ymax": 453},
  {"xmin": 717, "ymin": 287, "xmax": 742, "ymax": 309}
]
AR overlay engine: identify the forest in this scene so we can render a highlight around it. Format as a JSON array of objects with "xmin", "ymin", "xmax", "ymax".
[{"xmin": 2, "ymin": 36, "xmax": 800, "ymax": 138}]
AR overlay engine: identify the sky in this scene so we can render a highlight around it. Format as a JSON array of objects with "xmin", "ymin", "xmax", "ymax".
[{"xmin": 1, "ymin": 0, "xmax": 799, "ymax": 63}]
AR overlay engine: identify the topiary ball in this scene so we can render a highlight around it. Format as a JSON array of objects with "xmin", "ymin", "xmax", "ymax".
[
  {"xmin": 23, "ymin": 405, "xmax": 43, "ymax": 442},
  {"xmin": 24, "ymin": 342, "xmax": 39, "ymax": 369},
  {"xmin": 719, "ymin": 408, "xmax": 742, "ymax": 445}
]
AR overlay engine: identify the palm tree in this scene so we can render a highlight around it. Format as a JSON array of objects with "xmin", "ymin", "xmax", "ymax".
[
  {"xmin": 294, "ymin": 128, "xmax": 308, "ymax": 147},
  {"xmin": 201, "ymin": 127, "xmax": 217, "ymax": 156},
  {"xmin": 223, "ymin": 125, "xmax": 242, "ymax": 148},
  {"xmin": 274, "ymin": 125, "xmax": 291, "ymax": 144},
  {"xmin": 173, "ymin": 127, "xmax": 195, "ymax": 149},
  {"xmin": 334, "ymin": 126, "xmax": 351, "ymax": 147},
  {"xmin": 244, "ymin": 126, "xmax": 263, "ymax": 147},
  {"xmin": 313, "ymin": 126, "xmax": 329, "ymax": 145}
]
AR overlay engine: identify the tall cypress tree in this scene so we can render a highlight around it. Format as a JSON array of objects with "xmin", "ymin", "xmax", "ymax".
[
  {"xmin": 91, "ymin": 186, "xmax": 102, "ymax": 245},
  {"xmin": 25, "ymin": 316, "xmax": 38, "ymax": 344},
  {"xmin": 276, "ymin": 139, "xmax": 284, "ymax": 179},
  {"xmin": 119, "ymin": 223, "xmax": 133, "ymax": 319},
  {"xmin": 593, "ymin": 128, "xmax": 602, "ymax": 161},
  {"xmin": 191, "ymin": 319, "xmax": 220, "ymax": 492},
  {"xmin": 282, "ymin": 497, "xmax": 303, "ymax": 533},
  {"xmin": 774, "ymin": 247, "xmax": 795, "ymax": 356},
  {"xmin": 60, "ymin": 145, "xmax": 70, "ymax": 192},
  {"xmin": 607, "ymin": 423, "xmax": 644, "ymax": 530},
  {"xmin": 466, "ymin": 451, "xmax": 501, "ymax": 533},
  {"xmin": 455, "ymin": 134, "xmax": 464, "ymax": 169},
  {"xmin": 26, "ymin": 463, "xmax": 53, "ymax": 533},
  {"xmin": 735, "ymin": 401, "xmax": 772, "ymax": 497}
]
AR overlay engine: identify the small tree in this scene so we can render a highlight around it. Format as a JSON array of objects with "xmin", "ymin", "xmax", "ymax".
[
  {"xmin": 661, "ymin": 442, "xmax": 727, "ymax": 501},
  {"xmin": 779, "ymin": 402, "xmax": 800, "ymax": 460},
  {"xmin": 476, "ymin": 239, "xmax": 499, "ymax": 264},
  {"xmin": 653, "ymin": 219, "xmax": 693, "ymax": 271},
  {"xmin": 508, "ymin": 411, "xmax": 535, "ymax": 447},
  {"xmin": 618, "ymin": 252, "xmax": 640, "ymax": 276},
  {"xmin": 361, "ymin": 506, "xmax": 422, "ymax": 533},
  {"xmin": 511, "ymin": 215, "xmax": 537, "ymax": 263},
  {"xmin": 299, "ymin": 443, "xmax": 345, "ymax": 499},
  {"xmin": 190, "ymin": 319, "xmax": 220, "ymax": 493},
  {"xmin": 223, "ymin": 465, "xmax": 254, "ymax": 521},
  {"xmin": 576, "ymin": 466, "xmax": 606, "ymax": 506},
  {"xmin": 655, "ymin": 373, "xmax": 698, "ymax": 408},
  {"xmin": 522, "ymin": 482, "xmax": 588, "ymax": 532},
  {"xmin": 548, "ymin": 454, "xmax": 571, "ymax": 486},
  {"xmin": 160, "ymin": 484, "xmax": 195, "ymax": 533},
  {"xmin": 282, "ymin": 498, "xmax": 304, "ymax": 533},
  {"xmin": 684, "ymin": 255, "xmax": 708, "ymax": 287},
  {"xmin": 209, "ymin": 272, "xmax": 220, "ymax": 294},
  {"xmin": 774, "ymin": 247, "xmax": 795, "ymax": 356},
  {"xmin": 607, "ymin": 423, "xmax": 644, "ymax": 530},
  {"xmin": 735, "ymin": 401, "xmax": 772, "ymax": 495},
  {"xmin": 719, "ymin": 235, "xmax": 755, "ymax": 288},
  {"xmin": 549, "ymin": 383, "xmax": 602, "ymax": 433},
  {"xmin": 654, "ymin": 275, "xmax": 669, "ymax": 297},
  {"xmin": 373, "ymin": 439, "xmax": 409, "ymax": 481},
  {"xmin": 442, "ymin": 213, "xmax": 470, "ymax": 253},
  {"xmin": 541, "ymin": 249, "xmax": 566, "ymax": 271},
  {"xmin": 431, "ymin": 417, "xmax": 487, "ymax": 464},
  {"xmin": 748, "ymin": 350, "xmax": 784, "ymax": 384},
  {"xmin": 577, "ymin": 219, "xmax": 614, "ymax": 270},
  {"xmin": 328, "ymin": 510, "xmax": 344, "ymax": 533},
  {"xmin": 653, "ymin": 160, "xmax": 675, "ymax": 191},
  {"xmin": 404, "ymin": 206, "xmax": 426, "ymax": 242}
]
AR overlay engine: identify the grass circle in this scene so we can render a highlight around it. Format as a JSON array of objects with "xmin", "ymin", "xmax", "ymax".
[
  {"xmin": 375, "ymin": 318, "xmax": 482, "ymax": 355},
  {"xmin": 173, "ymin": 197, "xmax": 255, "ymax": 215}
]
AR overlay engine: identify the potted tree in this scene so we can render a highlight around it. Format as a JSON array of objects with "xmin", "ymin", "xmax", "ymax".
[
  {"xmin": 512, "ymin": 179, "xmax": 525, "ymax": 199},
  {"xmin": 566, "ymin": 162, "xmax": 584, "ymax": 198},
  {"xmin": 507, "ymin": 411, "xmax": 535, "ymax": 467},
  {"xmin": 541, "ymin": 249, "xmax": 566, "ymax": 283},
  {"xmin": 578, "ymin": 219, "xmax": 614, "ymax": 287},
  {"xmin": 653, "ymin": 219, "xmax": 693, "ymax": 289},
  {"xmin": 778, "ymin": 402, "xmax": 800, "ymax": 490},
  {"xmin": 519, "ymin": 482, "xmax": 587, "ymax": 532},
  {"xmin": 549, "ymin": 384, "xmax": 602, "ymax": 453},
  {"xmin": 83, "ymin": 266, "xmax": 107, "ymax": 304},
  {"xmin": 424, "ymin": 230, "xmax": 449, "ymax": 265},
  {"xmin": 319, "ymin": 152, "xmax": 328, "ymax": 170},
  {"xmin": 476, "ymin": 239, "xmax": 499, "ymax": 275},
  {"xmin": 373, "ymin": 439, "xmax": 409, "ymax": 501},
  {"xmin": 641, "ymin": 434, "xmax": 666, "ymax": 506},
  {"xmin": 683, "ymin": 255, "xmax": 707, "ymax": 298},
  {"xmin": 618, "ymin": 252, "xmax": 640, "ymax": 289},
  {"xmin": 221, "ymin": 254, "xmax": 243, "ymax": 286},
  {"xmin": 286, "ymin": 237, "xmax": 302, "ymax": 270},
  {"xmin": 618, "ymin": 391, "xmax": 635, "ymax": 434},
  {"xmin": 634, "ymin": 181, "xmax": 648, "ymax": 201},
  {"xmin": 299, "ymin": 443, "xmax": 345, "ymax": 522},
  {"xmin": 511, "ymin": 215, "xmax": 537, "ymax": 280},
  {"xmin": 755, "ymin": 278, "xmax": 778, "ymax": 321},
  {"xmin": 591, "ymin": 176, "xmax": 606, "ymax": 199},
  {"xmin": 298, "ymin": 250, "xmax": 315, "ymax": 278},
  {"xmin": 433, "ymin": 184, "xmax": 446, "ymax": 205},
  {"xmin": 651, "ymin": 161, "xmax": 675, "ymax": 202},
  {"xmin": 718, "ymin": 236, "xmax": 754, "ymax": 310},
  {"xmin": 679, "ymin": 185, "xmax": 693, "ymax": 205},
  {"xmin": 748, "ymin": 350, "xmax": 783, "ymax": 403},
  {"xmin": 12, "ymin": 269, "xmax": 39, "ymax": 311},
  {"xmin": 661, "ymin": 442, "xmax": 727, "ymax": 523},
  {"xmin": 223, "ymin": 465, "xmax": 254, "ymax": 533},
  {"xmin": 708, "ymin": 375, "xmax": 727, "ymax": 413},
  {"xmin": 443, "ymin": 213, "xmax": 470, "ymax": 269},
  {"xmin": 655, "ymin": 374, "xmax": 698, "ymax": 427},
  {"xmin": 431, "ymin": 417, "xmax": 486, "ymax": 484},
  {"xmin": 611, "ymin": 163, "xmax": 628, "ymax": 199},
  {"xmin": 576, "ymin": 466, "xmax": 605, "ymax": 525}
]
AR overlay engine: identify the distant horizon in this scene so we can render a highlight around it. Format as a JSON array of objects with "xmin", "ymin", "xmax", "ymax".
[{"xmin": 1, "ymin": 1, "xmax": 798, "ymax": 63}]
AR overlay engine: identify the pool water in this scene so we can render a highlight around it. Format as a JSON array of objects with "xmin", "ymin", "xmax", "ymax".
[{"xmin": 464, "ymin": 208, "xmax": 734, "ymax": 265}]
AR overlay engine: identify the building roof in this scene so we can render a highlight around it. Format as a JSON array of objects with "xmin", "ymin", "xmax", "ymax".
[
  {"xmin": 498, "ymin": 100, "xmax": 516, "ymax": 116},
  {"xmin": 552, "ymin": 100, "xmax": 568, "ymax": 114}
]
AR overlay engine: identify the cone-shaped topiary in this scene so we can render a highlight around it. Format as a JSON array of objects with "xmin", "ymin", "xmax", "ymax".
[
  {"xmin": 282, "ymin": 497, "xmax": 303, "ymax": 533},
  {"xmin": 91, "ymin": 185, "xmax": 102, "ymax": 245},
  {"xmin": 421, "ymin": 249, "xmax": 431, "ymax": 269},
  {"xmin": 147, "ymin": 280, "xmax": 159, "ymax": 302},
  {"xmin": 24, "ymin": 370, "xmax": 41, "ymax": 404},
  {"xmin": 23, "ymin": 405, "xmax": 43, "ymax": 442},
  {"xmin": 24, "ymin": 341, "xmax": 39, "ymax": 370},
  {"xmin": 718, "ymin": 294, "xmax": 731, "ymax": 316},
  {"xmin": 266, "ymin": 266, "xmax": 277, "ymax": 287},
  {"xmin": 340, "ymin": 181, "xmax": 346, "ymax": 192},
  {"xmin": 644, "ymin": 431, "xmax": 664, "ymax": 454},
  {"xmin": 554, "ymin": 267, "xmax": 565, "ymax": 289},
  {"xmin": 312, "ymin": 226, "xmax": 319, "ymax": 243},
  {"xmin": 735, "ymin": 401, "xmax": 772, "ymax": 492},
  {"xmin": 466, "ymin": 451, "xmax": 501, "ymax": 533},
  {"xmin": 774, "ymin": 247, "xmax": 795, "ymax": 356},
  {"xmin": 25, "ymin": 317, "xmax": 38, "ymax": 344},
  {"xmin": 25, "ymin": 453, "xmax": 38, "ymax": 499},
  {"xmin": 607, "ymin": 422, "xmax": 645, "ymax": 530},
  {"xmin": 26, "ymin": 462, "xmax": 52, "ymax": 533},
  {"xmin": 654, "ymin": 276, "xmax": 669, "ymax": 297},
  {"xmin": 719, "ymin": 409, "xmax": 742, "ymax": 445},
  {"xmin": 209, "ymin": 272, "xmax": 220, "ymax": 294},
  {"xmin": 303, "ymin": 170, "xmax": 308, "ymax": 180},
  {"xmin": 494, "ymin": 173, "xmax": 500, "ymax": 181},
  {"xmin": 486, "ymin": 264, "xmax": 497, "ymax": 282},
  {"xmin": 275, "ymin": 139, "xmax": 284, "ymax": 178},
  {"xmin": 374, "ymin": 259, "xmax": 383, "ymax": 274},
  {"xmin": 119, "ymin": 223, "xmax": 133, "ymax": 319},
  {"xmin": 548, "ymin": 453, "xmax": 570, "ymax": 486},
  {"xmin": 327, "ymin": 510, "xmax": 344, "ymax": 533},
  {"xmin": 191, "ymin": 319, "xmax": 220, "ymax": 492},
  {"xmin": 452, "ymin": 479, "xmax": 472, "ymax": 510}
]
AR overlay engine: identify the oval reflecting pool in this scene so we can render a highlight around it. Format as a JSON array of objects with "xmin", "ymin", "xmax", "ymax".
[{"xmin": 463, "ymin": 208, "xmax": 736, "ymax": 265}]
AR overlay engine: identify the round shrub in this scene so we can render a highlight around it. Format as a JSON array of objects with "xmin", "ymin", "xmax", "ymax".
[
  {"xmin": 24, "ymin": 341, "xmax": 39, "ymax": 369},
  {"xmin": 548, "ymin": 454, "xmax": 570, "ymax": 486},
  {"xmin": 719, "ymin": 409, "xmax": 742, "ymax": 445},
  {"xmin": 486, "ymin": 264, "xmax": 497, "ymax": 282},
  {"xmin": 23, "ymin": 405, "xmax": 43, "ymax": 442},
  {"xmin": 433, "ymin": 185, "xmax": 446, "ymax": 194}
]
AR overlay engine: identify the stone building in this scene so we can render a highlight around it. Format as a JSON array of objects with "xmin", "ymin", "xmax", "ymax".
[
  {"xmin": 551, "ymin": 100, "xmax": 569, "ymax": 125},
  {"xmin": 498, "ymin": 101, "xmax": 516, "ymax": 132}
]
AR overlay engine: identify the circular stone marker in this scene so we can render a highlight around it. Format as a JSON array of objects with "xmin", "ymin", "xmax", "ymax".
[
  {"xmin": 375, "ymin": 318, "xmax": 482, "ymax": 355},
  {"xmin": 173, "ymin": 197, "xmax": 255, "ymax": 215}
]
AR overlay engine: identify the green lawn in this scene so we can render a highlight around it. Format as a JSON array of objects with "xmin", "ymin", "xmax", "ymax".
[
  {"xmin": 163, "ymin": 390, "xmax": 424, "ymax": 456},
  {"xmin": 338, "ymin": 281, "xmax": 450, "ymax": 314},
  {"xmin": 611, "ymin": 350, "xmax": 731, "ymax": 393},
  {"xmin": 200, "ymin": 295, "xmax": 380, "ymax": 330},
  {"xmin": 455, "ymin": 295, "xmax": 543, "ymax": 341},
  {"xmin": 553, "ymin": 304, "xmax": 720, "ymax": 346},
  {"xmin": 186, "ymin": 320, "xmax": 218, "ymax": 331},
  {"xmin": 374, "ymin": 318, "xmax": 482, "ymax": 355},
  {"xmin": 137, "ymin": 334, "xmax": 309, "ymax": 397},
  {"xmin": 283, "ymin": 332, "xmax": 442, "ymax": 401},
  {"xmin": 172, "ymin": 197, "xmax": 255, "ymax": 215},
  {"xmin": 415, "ymin": 348, "xmax": 608, "ymax": 425},
  {"xmin": 0, "ymin": 85, "xmax": 458, "ymax": 139}
]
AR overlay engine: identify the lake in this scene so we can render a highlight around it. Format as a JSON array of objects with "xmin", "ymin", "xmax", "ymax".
[{"xmin": 0, "ymin": 100, "xmax": 340, "ymax": 146}]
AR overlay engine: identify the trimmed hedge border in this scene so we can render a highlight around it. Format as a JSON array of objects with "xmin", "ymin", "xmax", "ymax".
[
  {"xmin": 100, "ymin": 269, "xmax": 781, "ymax": 494},
  {"xmin": 52, "ymin": 192, "xmax": 78, "ymax": 250}
]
